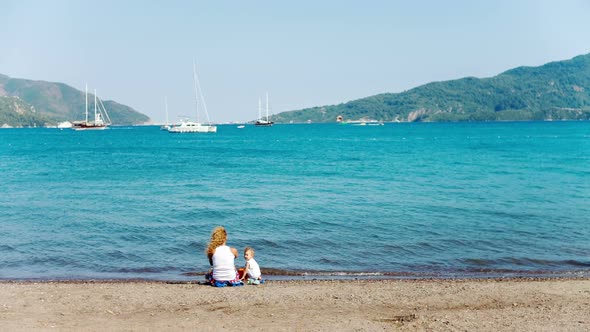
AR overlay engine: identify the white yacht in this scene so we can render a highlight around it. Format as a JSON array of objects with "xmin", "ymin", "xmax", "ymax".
[
  {"xmin": 168, "ymin": 119, "xmax": 217, "ymax": 133},
  {"xmin": 168, "ymin": 61, "xmax": 217, "ymax": 133}
]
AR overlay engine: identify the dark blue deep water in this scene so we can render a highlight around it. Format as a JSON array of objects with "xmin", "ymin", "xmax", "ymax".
[{"xmin": 1, "ymin": 122, "xmax": 589, "ymax": 280}]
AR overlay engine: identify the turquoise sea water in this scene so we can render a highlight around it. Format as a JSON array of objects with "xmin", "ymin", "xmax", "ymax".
[{"xmin": 0, "ymin": 122, "xmax": 589, "ymax": 280}]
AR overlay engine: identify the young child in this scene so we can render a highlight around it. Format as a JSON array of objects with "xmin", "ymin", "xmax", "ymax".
[{"xmin": 239, "ymin": 246, "xmax": 262, "ymax": 285}]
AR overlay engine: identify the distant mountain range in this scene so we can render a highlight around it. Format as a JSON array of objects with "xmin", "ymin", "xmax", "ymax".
[
  {"xmin": 3, "ymin": 53, "xmax": 589, "ymax": 127},
  {"xmin": 273, "ymin": 53, "xmax": 590, "ymax": 123},
  {"xmin": 0, "ymin": 74, "xmax": 150, "ymax": 127}
]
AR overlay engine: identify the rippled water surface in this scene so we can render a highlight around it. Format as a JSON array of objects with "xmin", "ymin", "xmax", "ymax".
[{"xmin": 1, "ymin": 122, "xmax": 589, "ymax": 280}]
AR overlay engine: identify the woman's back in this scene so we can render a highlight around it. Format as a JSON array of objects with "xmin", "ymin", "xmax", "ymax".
[{"xmin": 212, "ymin": 245, "xmax": 236, "ymax": 281}]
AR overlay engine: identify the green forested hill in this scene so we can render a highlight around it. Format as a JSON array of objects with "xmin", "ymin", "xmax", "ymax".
[
  {"xmin": 273, "ymin": 53, "xmax": 590, "ymax": 123},
  {"xmin": 0, "ymin": 96, "xmax": 49, "ymax": 127},
  {"xmin": 0, "ymin": 75, "xmax": 150, "ymax": 127}
]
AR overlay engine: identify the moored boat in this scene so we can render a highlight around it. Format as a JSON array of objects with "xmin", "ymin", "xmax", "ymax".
[
  {"xmin": 71, "ymin": 84, "xmax": 111, "ymax": 131},
  {"xmin": 160, "ymin": 96, "xmax": 171, "ymax": 131},
  {"xmin": 167, "ymin": 61, "xmax": 217, "ymax": 134},
  {"xmin": 255, "ymin": 93, "xmax": 274, "ymax": 127},
  {"xmin": 168, "ymin": 120, "xmax": 217, "ymax": 133}
]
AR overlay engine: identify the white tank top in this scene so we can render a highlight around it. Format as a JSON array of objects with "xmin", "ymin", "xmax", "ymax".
[{"xmin": 212, "ymin": 245, "xmax": 236, "ymax": 281}]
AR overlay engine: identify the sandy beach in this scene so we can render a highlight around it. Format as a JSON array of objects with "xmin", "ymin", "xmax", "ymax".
[{"xmin": 0, "ymin": 278, "xmax": 588, "ymax": 331}]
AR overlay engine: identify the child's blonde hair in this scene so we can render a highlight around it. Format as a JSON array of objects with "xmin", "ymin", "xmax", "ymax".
[{"xmin": 244, "ymin": 246, "xmax": 255, "ymax": 257}]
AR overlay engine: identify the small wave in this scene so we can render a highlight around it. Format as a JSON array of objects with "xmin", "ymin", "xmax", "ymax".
[
  {"xmin": 251, "ymin": 238, "xmax": 281, "ymax": 249},
  {"xmin": 411, "ymin": 241, "xmax": 444, "ymax": 253},
  {"xmin": 318, "ymin": 257, "xmax": 339, "ymax": 264},
  {"xmin": 115, "ymin": 266, "xmax": 181, "ymax": 274},
  {"xmin": 338, "ymin": 156, "xmax": 362, "ymax": 162},
  {"xmin": 179, "ymin": 267, "xmax": 590, "ymax": 279},
  {"xmin": 207, "ymin": 161, "xmax": 238, "ymax": 168},
  {"xmin": 119, "ymin": 234, "xmax": 151, "ymax": 242},
  {"xmin": 176, "ymin": 208, "xmax": 234, "ymax": 220},
  {"xmin": 382, "ymin": 244, "xmax": 415, "ymax": 255},
  {"xmin": 305, "ymin": 171, "xmax": 340, "ymax": 177},
  {"xmin": 22, "ymin": 256, "xmax": 86, "ymax": 269},
  {"xmin": 240, "ymin": 268, "xmax": 388, "ymax": 277},
  {"xmin": 161, "ymin": 246, "xmax": 190, "ymax": 255},
  {"xmin": 461, "ymin": 257, "xmax": 590, "ymax": 269},
  {"xmin": 181, "ymin": 268, "xmax": 320, "ymax": 277},
  {"xmin": 0, "ymin": 244, "xmax": 16, "ymax": 251},
  {"xmin": 105, "ymin": 250, "xmax": 143, "ymax": 261},
  {"xmin": 462, "ymin": 258, "xmax": 491, "ymax": 266},
  {"xmin": 304, "ymin": 271, "xmax": 385, "ymax": 277},
  {"xmin": 562, "ymin": 260, "xmax": 590, "ymax": 268},
  {"xmin": 483, "ymin": 209, "xmax": 542, "ymax": 221}
]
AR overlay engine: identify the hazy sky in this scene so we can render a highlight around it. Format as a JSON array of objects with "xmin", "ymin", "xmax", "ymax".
[{"xmin": 1, "ymin": 0, "xmax": 589, "ymax": 123}]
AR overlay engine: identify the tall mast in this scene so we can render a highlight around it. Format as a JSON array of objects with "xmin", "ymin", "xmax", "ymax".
[
  {"xmin": 193, "ymin": 61, "xmax": 199, "ymax": 123},
  {"xmin": 85, "ymin": 83, "xmax": 88, "ymax": 123},
  {"xmin": 94, "ymin": 89, "xmax": 97, "ymax": 122},
  {"xmin": 165, "ymin": 96, "xmax": 169, "ymax": 126},
  {"xmin": 266, "ymin": 92, "xmax": 269, "ymax": 121},
  {"xmin": 258, "ymin": 97, "xmax": 262, "ymax": 121}
]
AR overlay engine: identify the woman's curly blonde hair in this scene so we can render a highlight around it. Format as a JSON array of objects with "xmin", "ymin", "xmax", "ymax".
[{"xmin": 206, "ymin": 226, "xmax": 227, "ymax": 260}]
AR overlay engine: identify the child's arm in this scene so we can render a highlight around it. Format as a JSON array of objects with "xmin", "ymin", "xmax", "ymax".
[{"xmin": 240, "ymin": 262, "xmax": 250, "ymax": 281}]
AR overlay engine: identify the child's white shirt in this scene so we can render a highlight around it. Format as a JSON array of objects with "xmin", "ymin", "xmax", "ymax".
[{"xmin": 246, "ymin": 258, "xmax": 261, "ymax": 279}]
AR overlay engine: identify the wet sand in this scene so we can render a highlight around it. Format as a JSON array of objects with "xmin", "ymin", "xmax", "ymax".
[{"xmin": 1, "ymin": 278, "xmax": 589, "ymax": 331}]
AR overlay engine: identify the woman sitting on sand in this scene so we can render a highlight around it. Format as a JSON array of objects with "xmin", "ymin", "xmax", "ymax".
[{"xmin": 206, "ymin": 226, "xmax": 242, "ymax": 287}]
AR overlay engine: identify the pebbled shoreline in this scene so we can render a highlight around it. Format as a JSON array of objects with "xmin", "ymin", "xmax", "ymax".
[{"xmin": 1, "ymin": 277, "xmax": 589, "ymax": 331}]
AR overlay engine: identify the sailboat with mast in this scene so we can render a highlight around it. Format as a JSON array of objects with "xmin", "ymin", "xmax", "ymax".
[
  {"xmin": 168, "ymin": 62, "xmax": 217, "ymax": 133},
  {"xmin": 71, "ymin": 84, "xmax": 111, "ymax": 130},
  {"xmin": 160, "ymin": 96, "xmax": 171, "ymax": 131},
  {"xmin": 255, "ymin": 92, "xmax": 274, "ymax": 127}
]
